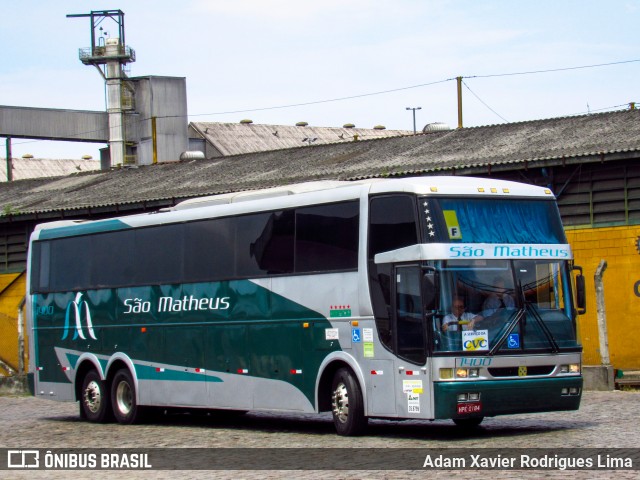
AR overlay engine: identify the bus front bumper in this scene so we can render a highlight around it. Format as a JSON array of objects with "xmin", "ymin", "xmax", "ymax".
[{"xmin": 434, "ymin": 376, "xmax": 583, "ymax": 420}]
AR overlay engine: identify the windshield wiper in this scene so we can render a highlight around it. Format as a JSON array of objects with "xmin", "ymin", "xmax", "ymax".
[
  {"xmin": 488, "ymin": 308, "xmax": 523, "ymax": 356},
  {"xmin": 488, "ymin": 282, "xmax": 560, "ymax": 354},
  {"xmin": 526, "ymin": 301, "xmax": 560, "ymax": 352}
]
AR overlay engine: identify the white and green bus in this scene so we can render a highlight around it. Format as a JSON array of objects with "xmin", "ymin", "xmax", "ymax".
[{"xmin": 26, "ymin": 176, "xmax": 585, "ymax": 435}]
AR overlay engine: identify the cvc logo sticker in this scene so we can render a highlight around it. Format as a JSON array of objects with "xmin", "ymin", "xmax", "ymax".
[
  {"xmin": 462, "ymin": 330, "xmax": 489, "ymax": 352},
  {"xmin": 62, "ymin": 292, "xmax": 97, "ymax": 341}
]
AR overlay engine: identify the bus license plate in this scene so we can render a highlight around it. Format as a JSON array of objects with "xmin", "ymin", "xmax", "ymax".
[{"xmin": 457, "ymin": 402, "xmax": 481, "ymax": 415}]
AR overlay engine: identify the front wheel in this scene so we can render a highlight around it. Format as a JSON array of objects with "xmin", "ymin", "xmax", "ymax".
[
  {"xmin": 111, "ymin": 369, "xmax": 144, "ymax": 424},
  {"xmin": 331, "ymin": 367, "xmax": 367, "ymax": 436},
  {"xmin": 80, "ymin": 370, "xmax": 112, "ymax": 423}
]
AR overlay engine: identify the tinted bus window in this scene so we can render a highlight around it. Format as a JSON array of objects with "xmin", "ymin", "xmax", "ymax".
[
  {"xmin": 134, "ymin": 224, "xmax": 184, "ymax": 285},
  {"xmin": 91, "ymin": 230, "xmax": 135, "ymax": 288},
  {"xmin": 50, "ymin": 236, "xmax": 90, "ymax": 291},
  {"xmin": 295, "ymin": 202, "xmax": 359, "ymax": 272},
  {"xmin": 236, "ymin": 211, "xmax": 296, "ymax": 278},
  {"xmin": 184, "ymin": 217, "xmax": 235, "ymax": 282},
  {"xmin": 368, "ymin": 195, "xmax": 418, "ymax": 259}
]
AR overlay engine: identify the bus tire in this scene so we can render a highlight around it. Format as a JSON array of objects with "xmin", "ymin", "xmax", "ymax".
[
  {"xmin": 80, "ymin": 370, "xmax": 111, "ymax": 423},
  {"xmin": 111, "ymin": 368, "xmax": 143, "ymax": 424},
  {"xmin": 331, "ymin": 367, "xmax": 367, "ymax": 436},
  {"xmin": 453, "ymin": 417, "xmax": 484, "ymax": 428}
]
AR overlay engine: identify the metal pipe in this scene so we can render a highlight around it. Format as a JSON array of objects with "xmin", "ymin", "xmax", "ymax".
[{"xmin": 152, "ymin": 117, "xmax": 158, "ymax": 164}]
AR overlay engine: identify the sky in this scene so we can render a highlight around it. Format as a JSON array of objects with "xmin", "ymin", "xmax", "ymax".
[{"xmin": 1, "ymin": 0, "xmax": 639, "ymax": 159}]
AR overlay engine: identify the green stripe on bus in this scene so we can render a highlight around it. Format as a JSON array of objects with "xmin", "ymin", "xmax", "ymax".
[
  {"xmin": 38, "ymin": 219, "xmax": 130, "ymax": 239},
  {"xmin": 135, "ymin": 364, "xmax": 222, "ymax": 383}
]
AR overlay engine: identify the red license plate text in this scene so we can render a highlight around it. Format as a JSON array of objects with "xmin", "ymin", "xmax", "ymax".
[{"xmin": 457, "ymin": 402, "xmax": 482, "ymax": 415}]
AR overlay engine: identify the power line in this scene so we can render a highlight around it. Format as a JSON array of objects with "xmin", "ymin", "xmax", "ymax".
[
  {"xmin": 461, "ymin": 80, "xmax": 508, "ymax": 123},
  {"xmin": 464, "ymin": 58, "xmax": 640, "ymax": 80},
  {"xmin": 188, "ymin": 58, "xmax": 640, "ymax": 117},
  {"xmin": 188, "ymin": 78, "xmax": 454, "ymax": 117}
]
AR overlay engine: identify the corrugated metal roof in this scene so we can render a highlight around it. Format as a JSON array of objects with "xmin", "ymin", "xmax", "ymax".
[
  {"xmin": 0, "ymin": 158, "xmax": 100, "ymax": 182},
  {"xmin": 1, "ymin": 109, "xmax": 639, "ymax": 218},
  {"xmin": 189, "ymin": 122, "xmax": 412, "ymax": 156}
]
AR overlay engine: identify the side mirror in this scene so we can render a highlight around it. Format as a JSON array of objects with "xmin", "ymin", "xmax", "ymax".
[
  {"xmin": 574, "ymin": 266, "xmax": 586, "ymax": 315},
  {"xmin": 422, "ymin": 267, "xmax": 439, "ymax": 311}
]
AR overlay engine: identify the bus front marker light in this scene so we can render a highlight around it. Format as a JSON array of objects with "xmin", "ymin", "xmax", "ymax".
[
  {"xmin": 440, "ymin": 368, "xmax": 453, "ymax": 380},
  {"xmin": 569, "ymin": 387, "xmax": 580, "ymax": 395},
  {"xmin": 468, "ymin": 392, "xmax": 480, "ymax": 401},
  {"xmin": 561, "ymin": 387, "xmax": 569, "ymax": 395},
  {"xmin": 457, "ymin": 393, "xmax": 468, "ymax": 402}
]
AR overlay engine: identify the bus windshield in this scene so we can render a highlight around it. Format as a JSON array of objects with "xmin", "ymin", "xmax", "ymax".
[
  {"xmin": 432, "ymin": 258, "xmax": 580, "ymax": 353},
  {"xmin": 421, "ymin": 197, "xmax": 566, "ymax": 244}
]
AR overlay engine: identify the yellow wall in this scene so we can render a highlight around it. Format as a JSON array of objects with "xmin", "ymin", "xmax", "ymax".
[
  {"xmin": 566, "ymin": 225, "xmax": 640, "ymax": 370},
  {"xmin": 0, "ymin": 272, "xmax": 26, "ymax": 375}
]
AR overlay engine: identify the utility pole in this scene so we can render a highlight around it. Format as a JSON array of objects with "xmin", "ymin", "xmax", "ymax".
[
  {"xmin": 5, "ymin": 138, "xmax": 12, "ymax": 182},
  {"xmin": 406, "ymin": 107, "xmax": 421, "ymax": 134},
  {"xmin": 457, "ymin": 76, "xmax": 463, "ymax": 128}
]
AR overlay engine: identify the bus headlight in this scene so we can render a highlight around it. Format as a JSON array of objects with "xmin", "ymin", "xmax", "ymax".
[
  {"xmin": 560, "ymin": 364, "xmax": 581, "ymax": 374},
  {"xmin": 455, "ymin": 368, "xmax": 480, "ymax": 379}
]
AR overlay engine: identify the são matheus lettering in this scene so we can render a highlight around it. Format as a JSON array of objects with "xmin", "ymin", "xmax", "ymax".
[{"xmin": 123, "ymin": 296, "xmax": 231, "ymax": 314}]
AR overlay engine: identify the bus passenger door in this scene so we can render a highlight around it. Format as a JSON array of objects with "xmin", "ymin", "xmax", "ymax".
[{"xmin": 392, "ymin": 265, "xmax": 432, "ymax": 419}]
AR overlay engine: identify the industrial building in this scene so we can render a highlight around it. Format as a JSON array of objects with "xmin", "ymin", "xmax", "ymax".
[{"xmin": 0, "ymin": 108, "xmax": 639, "ymax": 380}]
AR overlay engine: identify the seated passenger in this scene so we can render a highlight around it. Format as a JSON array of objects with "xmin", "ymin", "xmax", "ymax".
[{"xmin": 482, "ymin": 277, "xmax": 515, "ymax": 315}]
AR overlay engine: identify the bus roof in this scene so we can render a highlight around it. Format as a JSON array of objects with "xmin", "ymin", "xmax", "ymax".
[
  {"xmin": 33, "ymin": 176, "xmax": 555, "ymax": 239},
  {"xmin": 172, "ymin": 176, "xmax": 554, "ymax": 212}
]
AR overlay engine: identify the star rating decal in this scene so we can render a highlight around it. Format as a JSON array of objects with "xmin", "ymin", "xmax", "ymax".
[{"xmin": 423, "ymin": 201, "xmax": 437, "ymax": 240}]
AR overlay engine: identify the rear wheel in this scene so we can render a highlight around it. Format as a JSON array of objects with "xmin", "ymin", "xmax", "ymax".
[
  {"xmin": 331, "ymin": 367, "xmax": 367, "ymax": 436},
  {"xmin": 80, "ymin": 370, "xmax": 111, "ymax": 423},
  {"xmin": 111, "ymin": 369, "xmax": 144, "ymax": 424}
]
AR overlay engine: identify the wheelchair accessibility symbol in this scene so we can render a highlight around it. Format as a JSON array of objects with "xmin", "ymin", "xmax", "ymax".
[
  {"xmin": 507, "ymin": 333, "xmax": 520, "ymax": 349},
  {"xmin": 352, "ymin": 328, "xmax": 361, "ymax": 343}
]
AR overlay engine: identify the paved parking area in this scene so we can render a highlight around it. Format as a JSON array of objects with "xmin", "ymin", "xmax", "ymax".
[{"xmin": 0, "ymin": 390, "xmax": 638, "ymax": 479}]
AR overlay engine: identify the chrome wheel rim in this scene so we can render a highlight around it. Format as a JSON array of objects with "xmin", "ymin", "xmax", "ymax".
[
  {"xmin": 83, "ymin": 380, "xmax": 102, "ymax": 414},
  {"xmin": 331, "ymin": 382, "xmax": 349, "ymax": 424},
  {"xmin": 115, "ymin": 380, "xmax": 133, "ymax": 415}
]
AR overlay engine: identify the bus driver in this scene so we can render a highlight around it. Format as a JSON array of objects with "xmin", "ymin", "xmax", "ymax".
[{"xmin": 442, "ymin": 297, "xmax": 483, "ymax": 332}]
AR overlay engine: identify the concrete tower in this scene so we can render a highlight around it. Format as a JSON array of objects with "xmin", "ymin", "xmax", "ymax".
[{"xmin": 68, "ymin": 10, "xmax": 136, "ymax": 168}]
